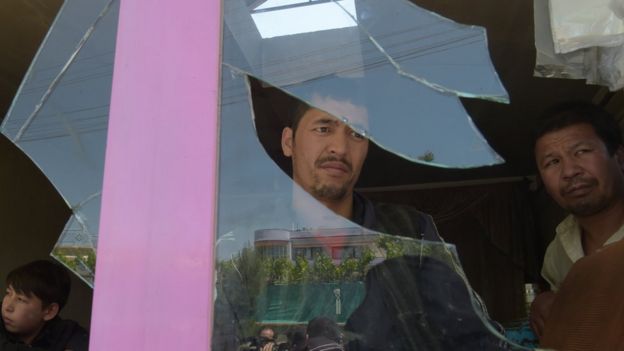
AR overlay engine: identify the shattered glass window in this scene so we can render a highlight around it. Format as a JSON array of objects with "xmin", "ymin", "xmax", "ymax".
[
  {"xmin": 0, "ymin": 0, "xmax": 119, "ymax": 286},
  {"xmin": 214, "ymin": 0, "xmax": 530, "ymax": 350}
]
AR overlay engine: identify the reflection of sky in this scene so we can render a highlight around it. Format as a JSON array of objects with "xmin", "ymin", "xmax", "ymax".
[
  {"xmin": 285, "ymin": 66, "xmax": 503, "ymax": 167},
  {"xmin": 251, "ymin": 0, "xmax": 357, "ymax": 38},
  {"xmin": 224, "ymin": 0, "xmax": 507, "ymax": 169}
]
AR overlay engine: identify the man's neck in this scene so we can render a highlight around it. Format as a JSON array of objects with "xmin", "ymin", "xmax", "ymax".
[
  {"xmin": 578, "ymin": 200, "xmax": 624, "ymax": 255},
  {"xmin": 291, "ymin": 186, "xmax": 354, "ymax": 225},
  {"xmin": 318, "ymin": 194, "xmax": 354, "ymax": 220}
]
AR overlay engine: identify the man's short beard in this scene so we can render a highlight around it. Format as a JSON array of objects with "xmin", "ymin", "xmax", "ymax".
[
  {"xmin": 311, "ymin": 183, "xmax": 348, "ymax": 201},
  {"xmin": 310, "ymin": 156, "xmax": 352, "ymax": 201},
  {"xmin": 559, "ymin": 177, "xmax": 611, "ymax": 217},
  {"xmin": 566, "ymin": 195, "xmax": 611, "ymax": 217}
]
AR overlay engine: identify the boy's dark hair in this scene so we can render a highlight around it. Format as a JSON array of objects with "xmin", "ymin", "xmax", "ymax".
[
  {"xmin": 535, "ymin": 101, "xmax": 622, "ymax": 155},
  {"xmin": 6, "ymin": 260, "xmax": 71, "ymax": 310}
]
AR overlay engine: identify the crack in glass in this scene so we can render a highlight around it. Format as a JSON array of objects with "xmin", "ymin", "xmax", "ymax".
[{"xmin": 223, "ymin": 0, "xmax": 508, "ymax": 168}]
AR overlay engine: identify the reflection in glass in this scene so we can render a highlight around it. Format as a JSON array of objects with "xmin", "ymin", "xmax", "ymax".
[
  {"xmin": 224, "ymin": 0, "xmax": 508, "ymax": 168},
  {"xmin": 215, "ymin": 0, "xmax": 525, "ymax": 348},
  {"xmin": 1, "ymin": 0, "xmax": 119, "ymax": 285},
  {"xmin": 214, "ymin": 0, "xmax": 533, "ymax": 347},
  {"xmin": 213, "ymin": 65, "xmax": 526, "ymax": 348}
]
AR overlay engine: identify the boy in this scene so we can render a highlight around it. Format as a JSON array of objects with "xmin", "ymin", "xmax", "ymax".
[{"xmin": 1, "ymin": 260, "xmax": 88, "ymax": 351}]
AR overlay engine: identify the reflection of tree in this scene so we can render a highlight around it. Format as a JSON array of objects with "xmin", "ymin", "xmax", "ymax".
[
  {"xmin": 52, "ymin": 247, "xmax": 96, "ymax": 275},
  {"xmin": 263, "ymin": 257, "xmax": 294, "ymax": 284},
  {"xmin": 311, "ymin": 253, "xmax": 336, "ymax": 282},
  {"xmin": 417, "ymin": 150, "xmax": 435, "ymax": 162},
  {"xmin": 336, "ymin": 248, "xmax": 374, "ymax": 281},
  {"xmin": 376, "ymin": 235, "xmax": 433, "ymax": 260},
  {"xmin": 217, "ymin": 247, "xmax": 269, "ymax": 337},
  {"xmin": 310, "ymin": 249, "xmax": 374, "ymax": 282},
  {"xmin": 377, "ymin": 236, "xmax": 405, "ymax": 258},
  {"xmin": 258, "ymin": 249, "xmax": 375, "ymax": 284},
  {"xmin": 290, "ymin": 256, "xmax": 310, "ymax": 282},
  {"xmin": 376, "ymin": 236, "xmax": 462, "ymax": 271}
]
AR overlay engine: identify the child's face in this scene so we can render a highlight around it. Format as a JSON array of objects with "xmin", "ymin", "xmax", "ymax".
[{"xmin": 2, "ymin": 285, "xmax": 55, "ymax": 343}]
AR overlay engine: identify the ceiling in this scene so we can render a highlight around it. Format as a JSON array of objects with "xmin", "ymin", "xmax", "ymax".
[{"xmin": 1, "ymin": 0, "xmax": 622, "ymax": 189}]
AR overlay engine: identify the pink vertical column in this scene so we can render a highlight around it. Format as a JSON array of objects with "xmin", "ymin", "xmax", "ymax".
[{"xmin": 88, "ymin": 0, "xmax": 221, "ymax": 350}]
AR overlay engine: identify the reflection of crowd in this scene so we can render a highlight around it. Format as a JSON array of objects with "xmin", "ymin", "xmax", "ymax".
[{"xmin": 240, "ymin": 317, "xmax": 343, "ymax": 351}]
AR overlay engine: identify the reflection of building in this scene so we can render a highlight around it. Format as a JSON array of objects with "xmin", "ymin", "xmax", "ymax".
[
  {"xmin": 52, "ymin": 246, "xmax": 96, "ymax": 283},
  {"xmin": 254, "ymin": 227, "xmax": 381, "ymax": 263}
]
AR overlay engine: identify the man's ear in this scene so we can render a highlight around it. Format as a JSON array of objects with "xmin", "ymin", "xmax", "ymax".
[
  {"xmin": 42, "ymin": 303, "xmax": 60, "ymax": 321},
  {"xmin": 281, "ymin": 127, "xmax": 294, "ymax": 157}
]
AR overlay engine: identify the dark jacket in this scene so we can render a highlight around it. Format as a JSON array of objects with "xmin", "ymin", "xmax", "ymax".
[
  {"xmin": 345, "ymin": 256, "xmax": 510, "ymax": 351},
  {"xmin": 0, "ymin": 317, "xmax": 88, "ymax": 351},
  {"xmin": 352, "ymin": 192, "xmax": 441, "ymax": 241}
]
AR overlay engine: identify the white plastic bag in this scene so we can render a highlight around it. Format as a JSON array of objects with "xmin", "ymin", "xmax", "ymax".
[{"xmin": 549, "ymin": 0, "xmax": 624, "ymax": 54}]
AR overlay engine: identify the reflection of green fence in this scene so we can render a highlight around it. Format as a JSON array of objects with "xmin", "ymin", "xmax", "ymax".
[{"xmin": 255, "ymin": 282, "xmax": 365, "ymax": 324}]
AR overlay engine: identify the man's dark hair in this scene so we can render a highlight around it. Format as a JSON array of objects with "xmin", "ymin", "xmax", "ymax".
[
  {"xmin": 289, "ymin": 100, "xmax": 311, "ymax": 137},
  {"xmin": 535, "ymin": 101, "xmax": 622, "ymax": 155},
  {"xmin": 6, "ymin": 260, "xmax": 71, "ymax": 310},
  {"xmin": 307, "ymin": 316, "xmax": 341, "ymax": 342},
  {"xmin": 258, "ymin": 326, "xmax": 276, "ymax": 339}
]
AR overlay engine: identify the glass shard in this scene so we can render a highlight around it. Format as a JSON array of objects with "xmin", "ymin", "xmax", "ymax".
[
  {"xmin": 213, "ymin": 67, "xmax": 528, "ymax": 349},
  {"xmin": 1, "ymin": 0, "xmax": 119, "ymax": 285},
  {"xmin": 223, "ymin": 0, "xmax": 507, "ymax": 168},
  {"xmin": 215, "ymin": 0, "xmax": 527, "ymax": 349}
]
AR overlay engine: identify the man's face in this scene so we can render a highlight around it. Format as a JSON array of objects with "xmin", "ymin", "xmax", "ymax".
[
  {"xmin": 535, "ymin": 123, "xmax": 624, "ymax": 217},
  {"xmin": 282, "ymin": 107, "xmax": 369, "ymax": 202},
  {"xmin": 2, "ymin": 285, "xmax": 56, "ymax": 342}
]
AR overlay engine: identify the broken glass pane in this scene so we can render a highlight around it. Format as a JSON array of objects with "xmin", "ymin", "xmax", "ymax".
[
  {"xmin": 215, "ymin": 0, "xmax": 530, "ymax": 349},
  {"xmin": 0, "ymin": 0, "xmax": 119, "ymax": 286},
  {"xmin": 214, "ymin": 67, "xmax": 527, "ymax": 349},
  {"xmin": 223, "ymin": 0, "xmax": 508, "ymax": 168}
]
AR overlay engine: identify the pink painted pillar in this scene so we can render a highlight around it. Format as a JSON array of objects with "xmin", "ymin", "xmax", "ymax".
[{"xmin": 88, "ymin": 0, "xmax": 221, "ymax": 350}]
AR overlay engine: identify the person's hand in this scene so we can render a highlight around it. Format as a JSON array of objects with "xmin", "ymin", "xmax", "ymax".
[
  {"xmin": 530, "ymin": 291, "xmax": 556, "ymax": 339},
  {"xmin": 261, "ymin": 341, "xmax": 275, "ymax": 351}
]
